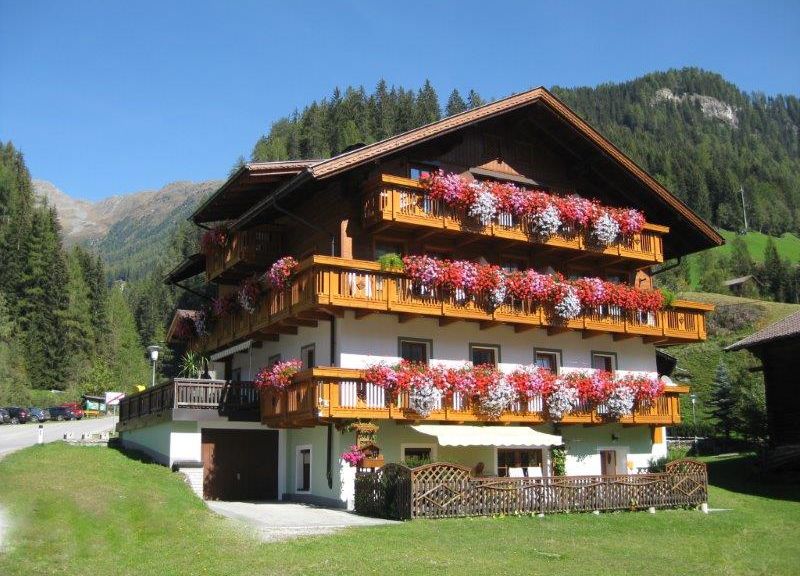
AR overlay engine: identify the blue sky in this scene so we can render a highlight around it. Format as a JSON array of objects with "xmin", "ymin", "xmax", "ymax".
[{"xmin": 1, "ymin": 0, "xmax": 798, "ymax": 201}]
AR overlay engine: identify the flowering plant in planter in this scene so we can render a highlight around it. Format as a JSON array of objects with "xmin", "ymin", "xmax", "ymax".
[
  {"xmin": 506, "ymin": 364, "xmax": 557, "ymax": 397},
  {"xmin": 200, "ymin": 225, "xmax": 229, "ymax": 255},
  {"xmin": 364, "ymin": 362, "xmax": 400, "ymax": 395},
  {"xmin": 440, "ymin": 365, "xmax": 477, "ymax": 396},
  {"xmin": 440, "ymin": 259, "xmax": 479, "ymax": 298},
  {"xmin": 552, "ymin": 284, "xmax": 582, "ymax": 320},
  {"xmin": 620, "ymin": 373, "xmax": 664, "ymax": 403},
  {"xmin": 254, "ymin": 358, "xmax": 303, "ymax": 390},
  {"xmin": 238, "ymin": 276, "xmax": 262, "ymax": 314},
  {"xmin": 475, "ymin": 265, "xmax": 507, "ymax": 310},
  {"xmin": 562, "ymin": 370, "xmax": 614, "ymax": 405},
  {"xmin": 264, "ymin": 256, "xmax": 299, "ymax": 290},
  {"xmin": 173, "ymin": 316, "xmax": 197, "ymax": 340},
  {"xmin": 477, "ymin": 376, "xmax": 516, "ymax": 419},
  {"xmin": 604, "ymin": 381, "xmax": 636, "ymax": 418},
  {"xmin": 546, "ymin": 378, "xmax": 580, "ymax": 421},
  {"xmin": 420, "ymin": 170, "xmax": 647, "ymax": 236},
  {"xmin": 402, "ymin": 255, "xmax": 444, "ymax": 293},
  {"xmin": 341, "ymin": 445, "xmax": 365, "ymax": 467},
  {"xmin": 407, "ymin": 372, "xmax": 442, "ymax": 418}
]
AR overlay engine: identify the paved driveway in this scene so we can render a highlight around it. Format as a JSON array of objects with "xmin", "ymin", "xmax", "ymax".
[
  {"xmin": 207, "ymin": 501, "xmax": 397, "ymax": 542},
  {"xmin": 0, "ymin": 416, "xmax": 117, "ymax": 458}
]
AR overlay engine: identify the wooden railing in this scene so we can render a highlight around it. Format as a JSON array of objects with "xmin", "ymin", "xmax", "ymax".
[
  {"xmin": 260, "ymin": 367, "xmax": 687, "ymax": 427},
  {"xmin": 363, "ymin": 174, "xmax": 667, "ymax": 263},
  {"xmin": 355, "ymin": 460, "xmax": 708, "ymax": 519},
  {"xmin": 118, "ymin": 379, "xmax": 259, "ymax": 423},
  {"xmin": 206, "ymin": 225, "xmax": 282, "ymax": 281},
  {"xmin": 194, "ymin": 256, "xmax": 712, "ymax": 352}
]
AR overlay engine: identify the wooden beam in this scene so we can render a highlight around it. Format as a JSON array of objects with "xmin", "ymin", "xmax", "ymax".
[
  {"xmin": 439, "ymin": 317, "xmax": 459, "ymax": 327},
  {"xmin": 354, "ymin": 310, "xmax": 374, "ymax": 319},
  {"xmin": 397, "ymin": 313, "xmax": 416, "ymax": 323},
  {"xmin": 283, "ymin": 318, "xmax": 318, "ymax": 328},
  {"xmin": 514, "ymin": 324, "xmax": 537, "ymax": 333},
  {"xmin": 297, "ymin": 310, "xmax": 335, "ymax": 321},
  {"xmin": 254, "ymin": 332, "xmax": 280, "ymax": 342},
  {"xmin": 547, "ymin": 326, "xmax": 570, "ymax": 336},
  {"xmin": 582, "ymin": 330, "xmax": 604, "ymax": 339},
  {"xmin": 480, "ymin": 321, "xmax": 500, "ymax": 330},
  {"xmin": 642, "ymin": 336, "xmax": 668, "ymax": 344},
  {"xmin": 613, "ymin": 333, "xmax": 638, "ymax": 341}
]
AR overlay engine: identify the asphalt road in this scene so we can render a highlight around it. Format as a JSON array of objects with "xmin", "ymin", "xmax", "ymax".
[{"xmin": 0, "ymin": 416, "xmax": 117, "ymax": 458}]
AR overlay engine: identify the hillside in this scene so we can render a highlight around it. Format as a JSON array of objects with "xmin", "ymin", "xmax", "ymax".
[
  {"xmin": 668, "ymin": 291, "xmax": 800, "ymax": 433},
  {"xmin": 34, "ymin": 179, "xmax": 221, "ymax": 280}
]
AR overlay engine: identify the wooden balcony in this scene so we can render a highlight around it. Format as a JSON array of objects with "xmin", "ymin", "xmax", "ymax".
[
  {"xmin": 117, "ymin": 379, "xmax": 260, "ymax": 429},
  {"xmin": 363, "ymin": 174, "xmax": 667, "ymax": 265},
  {"xmin": 260, "ymin": 367, "xmax": 688, "ymax": 428},
  {"xmin": 193, "ymin": 256, "xmax": 712, "ymax": 353},
  {"xmin": 206, "ymin": 225, "xmax": 282, "ymax": 283}
]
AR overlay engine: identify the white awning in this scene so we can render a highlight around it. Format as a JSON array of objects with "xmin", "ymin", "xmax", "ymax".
[
  {"xmin": 411, "ymin": 425, "xmax": 562, "ymax": 447},
  {"xmin": 209, "ymin": 340, "xmax": 253, "ymax": 362}
]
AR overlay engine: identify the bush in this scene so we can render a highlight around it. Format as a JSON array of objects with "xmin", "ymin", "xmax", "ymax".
[
  {"xmin": 403, "ymin": 455, "xmax": 431, "ymax": 468},
  {"xmin": 707, "ymin": 303, "xmax": 766, "ymax": 336},
  {"xmin": 377, "ymin": 253, "xmax": 404, "ymax": 271}
]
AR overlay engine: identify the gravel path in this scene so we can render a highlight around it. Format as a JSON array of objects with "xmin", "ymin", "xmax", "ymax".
[{"xmin": 207, "ymin": 501, "xmax": 396, "ymax": 542}]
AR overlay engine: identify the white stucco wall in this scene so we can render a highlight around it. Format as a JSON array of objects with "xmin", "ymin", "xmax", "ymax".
[
  {"xmin": 336, "ymin": 311, "xmax": 657, "ymax": 374},
  {"xmin": 561, "ymin": 424, "xmax": 657, "ymax": 475}
]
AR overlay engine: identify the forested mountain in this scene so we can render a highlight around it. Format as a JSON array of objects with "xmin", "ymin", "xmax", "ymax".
[
  {"xmin": 33, "ymin": 179, "xmax": 220, "ymax": 280},
  {"xmin": 0, "ymin": 142, "xmax": 150, "ymax": 403}
]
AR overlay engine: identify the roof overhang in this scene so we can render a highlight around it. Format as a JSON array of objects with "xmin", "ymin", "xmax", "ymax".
[
  {"xmin": 230, "ymin": 87, "xmax": 722, "ymax": 256},
  {"xmin": 411, "ymin": 424, "xmax": 562, "ymax": 447},
  {"xmin": 164, "ymin": 253, "xmax": 206, "ymax": 285},
  {"xmin": 191, "ymin": 160, "xmax": 318, "ymax": 224}
]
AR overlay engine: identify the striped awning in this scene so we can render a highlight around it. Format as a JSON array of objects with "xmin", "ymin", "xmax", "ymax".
[
  {"xmin": 411, "ymin": 425, "xmax": 562, "ymax": 447},
  {"xmin": 210, "ymin": 340, "xmax": 253, "ymax": 362}
]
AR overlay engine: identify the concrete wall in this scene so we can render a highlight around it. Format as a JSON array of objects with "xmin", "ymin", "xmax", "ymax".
[{"xmin": 561, "ymin": 424, "xmax": 657, "ymax": 475}]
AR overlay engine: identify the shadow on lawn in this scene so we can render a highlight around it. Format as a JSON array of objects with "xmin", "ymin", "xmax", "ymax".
[{"xmin": 706, "ymin": 454, "xmax": 800, "ymax": 503}]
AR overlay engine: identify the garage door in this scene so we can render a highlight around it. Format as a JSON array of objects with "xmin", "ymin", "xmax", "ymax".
[{"xmin": 202, "ymin": 429, "xmax": 278, "ymax": 501}]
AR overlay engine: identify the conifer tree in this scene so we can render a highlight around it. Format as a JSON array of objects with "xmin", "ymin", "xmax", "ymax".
[
  {"xmin": 445, "ymin": 89, "xmax": 467, "ymax": 116},
  {"xmin": 414, "ymin": 80, "xmax": 441, "ymax": 126},
  {"xmin": 467, "ymin": 89, "xmax": 485, "ymax": 109},
  {"xmin": 710, "ymin": 361, "xmax": 736, "ymax": 439}
]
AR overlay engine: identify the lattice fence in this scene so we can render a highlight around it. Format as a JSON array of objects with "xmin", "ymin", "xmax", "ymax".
[{"xmin": 355, "ymin": 459, "xmax": 707, "ymax": 520}]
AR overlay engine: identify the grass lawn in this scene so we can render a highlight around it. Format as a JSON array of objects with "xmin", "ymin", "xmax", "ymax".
[{"xmin": 1, "ymin": 444, "xmax": 799, "ymax": 576}]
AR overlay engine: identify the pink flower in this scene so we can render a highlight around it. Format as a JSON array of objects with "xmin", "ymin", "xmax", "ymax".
[
  {"xmin": 254, "ymin": 359, "xmax": 303, "ymax": 390},
  {"xmin": 265, "ymin": 256, "xmax": 299, "ymax": 290}
]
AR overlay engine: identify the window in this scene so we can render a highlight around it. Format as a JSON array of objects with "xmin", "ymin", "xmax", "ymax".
[
  {"xmin": 500, "ymin": 257, "xmax": 526, "ymax": 273},
  {"xmin": 374, "ymin": 240, "xmax": 404, "ymax": 259},
  {"xmin": 301, "ymin": 344, "xmax": 315, "ymax": 370},
  {"xmin": 409, "ymin": 163, "xmax": 437, "ymax": 180},
  {"xmin": 471, "ymin": 344, "xmax": 500, "ymax": 366},
  {"xmin": 497, "ymin": 448, "xmax": 544, "ymax": 477},
  {"xmin": 401, "ymin": 444, "xmax": 437, "ymax": 466},
  {"xmin": 268, "ymin": 354, "xmax": 282, "ymax": 367},
  {"xmin": 534, "ymin": 349, "xmax": 561, "ymax": 374},
  {"xmin": 399, "ymin": 338, "xmax": 431, "ymax": 364},
  {"xmin": 591, "ymin": 352, "xmax": 617, "ymax": 373},
  {"xmin": 296, "ymin": 446, "xmax": 312, "ymax": 492},
  {"xmin": 231, "ymin": 368, "xmax": 242, "ymax": 383}
]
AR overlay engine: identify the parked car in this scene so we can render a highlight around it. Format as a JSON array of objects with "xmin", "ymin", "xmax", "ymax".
[
  {"xmin": 28, "ymin": 407, "xmax": 51, "ymax": 423},
  {"xmin": 60, "ymin": 402, "xmax": 84, "ymax": 419},
  {"xmin": 48, "ymin": 406, "xmax": 79, "ymax": 421},
  {"xmin": 4, "ymin": 407, "xmax": 30, "ymax": 424},
  {"xmin": 0, "ymin": 408, "xmax": 10, "ymax": 424}
]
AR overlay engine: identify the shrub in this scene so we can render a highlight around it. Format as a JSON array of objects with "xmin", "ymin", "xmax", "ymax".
[
  {"xmin": 707, "ymin": 303, "xmax": 766, "ymax": 336},
  {"xmin": 377, "ymin": 253, "xmax": 404, "ymax": 271}
]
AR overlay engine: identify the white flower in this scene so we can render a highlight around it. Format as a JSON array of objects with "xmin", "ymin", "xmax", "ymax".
[
  {"xmin": 528, "ymin": 205, "xmax": 562, "ymax": 238},
  {"xmin": 554, "ymin": 286, "xmax": 581, "ymax": 320},
  {"xmin": 468, "ymin": 184, "xmax": 498, "ymax": 225},
  {"xmin": 238, "ymin": 289, "xmax": 255, "ymax": 314},
  {"xmin": 478, "ymin": 377, "xmax": 516, "ymax": 419},
  {"xmin": 590, "ymin": 212, "xmax": 621, "ymax": 247},
  {"xmin": 546, "ymin": 382, "xmax": 579, "ymax": 421},
  {"xmin": 193, "ymin": 312, "xmax": 208, "ymax": 337},
  {"xmin": 604, "ymin": 384, "xmax": 636, "ymax": 419},
  {"xmin": 408, "ymin": 375, "xmax": 442, "ymax": 418}
]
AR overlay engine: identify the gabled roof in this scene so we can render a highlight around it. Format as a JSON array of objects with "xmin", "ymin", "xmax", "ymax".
[
  {"xmin": 166, "ymin": 309, "xmax": 200, "ymax": 343},
  {"xmin": 726, "ymin": 310, "xmax": 800, "ymax": 351},
  {"xmin": 191, "ymin": 160, "xmax": 319, "ymax": 223},
  {"xmin": 228, "ymin": 87, "xmax": 722, "ymax": 255},
  {"xmin": 723, "ymin": 275, "xmax": 761, "ymax": 287}
]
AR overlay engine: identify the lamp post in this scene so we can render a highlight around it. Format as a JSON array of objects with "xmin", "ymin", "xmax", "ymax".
[
  {"xmin": 147, "ymin": 345, "xmax": 161, "ymax": 388},
  {"xmin": 690, "ymin": 394, "xmax": 697, "ymax": 449}
]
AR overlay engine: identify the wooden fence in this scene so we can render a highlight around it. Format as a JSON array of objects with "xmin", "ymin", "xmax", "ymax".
[{"xmin": 355, "ymin": 459, "xmax": 707, "ymax": 520}]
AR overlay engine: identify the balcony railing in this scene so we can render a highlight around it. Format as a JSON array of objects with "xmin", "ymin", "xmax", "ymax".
[
  {"xmin": 363, "ymin": 174, "xmax": 667, "ymax": 264},
  {"xmin": 194, "ymin": 256, "xmax": 712, "ymax": 352},
  {"xmin": 206, "ymin": 225, "xmax": 282, "ymax": 281},
  {"xmin": 118, "ymin": 379, "xmax": 259, "ymax": 425},
  {"xmin": 260, "ymin": 367, "xmax": 688, "ymax": 428}
]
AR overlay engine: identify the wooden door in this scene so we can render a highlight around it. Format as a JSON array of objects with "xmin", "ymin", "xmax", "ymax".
[
  {"xmin": 600, "ymin": 450, "xmax": 617, "ymax": 476},
  {"xmin": 202, "ymin": 429, "xmax": 278, "ymax": 501}
]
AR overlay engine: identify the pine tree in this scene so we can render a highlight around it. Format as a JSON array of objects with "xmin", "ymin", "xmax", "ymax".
[
  {"xmin": 762, "ymin": 238, "xmax": 788, "ymax": 301},
  {"xmin": 709, "ymin": 361, "xmax": 736, "ymax": 439},
  {"xmin": 414, "ymin": 80, "xmax": 441, "ymax": 126},
  {"xmin": 445, "ymin": 89, "xmax": 467, "ymax": 116},
  {"xmin": 467, "ymin": 89, "xmax": 485, "ymax": 109},
  {"xmin": 62, "ymin": 250, "xmax": 95, "ymax": 372},
  {"xmin": 0, "ymin": 292, "xmax": 30, "ymax": 405},
  {"xmin": 728, "ymin": 235, "xmax": 753, "ymax": 277},
  {"xmin": 107, "ymin": 285, "xmax": 150, "ymax": 391}
]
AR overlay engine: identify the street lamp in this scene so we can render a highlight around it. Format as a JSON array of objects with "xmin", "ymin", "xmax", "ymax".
[
  {"xmin": 147, "ymin": 345, "xmax": 161, "ymax": 388},
  {"xmin": 690, "ymin": 394, "xmax": 697, "ymax": 449}
]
